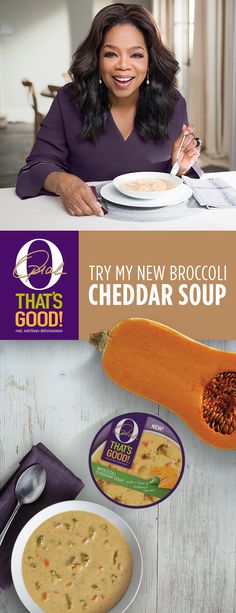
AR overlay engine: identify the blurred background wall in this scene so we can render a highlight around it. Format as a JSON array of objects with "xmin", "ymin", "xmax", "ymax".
[{"xmin": 0, "ymin": 0, "xmax": 71, "ymax": 120}]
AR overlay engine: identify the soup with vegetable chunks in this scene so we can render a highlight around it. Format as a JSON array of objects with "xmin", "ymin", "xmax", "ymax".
[
  {"xmin": 22, "ymin": 510, "xmax": 132, "ymax": 612},
  {"xmin": 120, "ymin": 179, "xmax": 175, "ymax": 192}
]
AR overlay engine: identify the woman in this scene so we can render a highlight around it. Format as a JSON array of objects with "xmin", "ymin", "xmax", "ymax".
[{"xmin": 16, "ymin": 3, "xmax": 202, "ymax": 216}]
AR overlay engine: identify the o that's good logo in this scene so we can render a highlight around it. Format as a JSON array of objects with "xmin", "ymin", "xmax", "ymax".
[
  {"xmin": 114, "ymin": 418, "xmax": 139, "ymax": 444},
  {"xmin": 13, "ymin": 238, "xmax": 65, "ymax": 290}
]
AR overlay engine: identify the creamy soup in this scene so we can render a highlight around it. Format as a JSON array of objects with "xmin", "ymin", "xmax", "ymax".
[
  {"xmin": 93, "ymin": 432, "xmax": 182, "ymax": 507},
  {"xmin": 22, "ymin": 511, "xmax": 132, "ymax": 612},
  {"xmin": 120, "ymin": 180, "xmax": 176, "ymax": 192}
]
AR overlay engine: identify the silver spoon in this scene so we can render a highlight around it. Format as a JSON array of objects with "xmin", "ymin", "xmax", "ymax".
[
  {"xmin": 0, "ymin": 463, "xmax": 46, "ymax": 546},
  {"xmin": 170, "ymin": 133, "xmax": 187, "ymax": 176}
]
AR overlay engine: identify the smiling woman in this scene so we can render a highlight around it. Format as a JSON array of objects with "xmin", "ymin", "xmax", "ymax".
[
  {"xmin": 99, "ymin": 24, "xmax": 149, "ymax": 141},
  {"xmin": 16, "ymin": 3, "xmax": 202, "ymax": 216}
]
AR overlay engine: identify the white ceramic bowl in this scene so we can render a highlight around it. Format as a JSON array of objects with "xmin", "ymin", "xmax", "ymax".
[
  {"xmin": 11, "ymin": 500, "xmax": 143, "ymax": 613},
  {"xmin": 113, "ymin": 171, "xmax": 182, "ymax": 200}
]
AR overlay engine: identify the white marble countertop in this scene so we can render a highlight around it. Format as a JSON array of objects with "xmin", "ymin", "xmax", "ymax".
[
  {"xmin": 0, "ymin": 339, "xmax": 236, "ymax": 613},
  {"xmin": 1, "ymin": 172, "xmax": 236, "ymax": 231}
]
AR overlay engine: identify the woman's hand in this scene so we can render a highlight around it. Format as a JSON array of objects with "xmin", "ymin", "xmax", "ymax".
[
  {"xmin": 172, "ymin": 124, "xmax": 201, "ymax": 176},
  {"xmin": 44, "ymin": 172, "xmax": 104, "ymax": 216}
]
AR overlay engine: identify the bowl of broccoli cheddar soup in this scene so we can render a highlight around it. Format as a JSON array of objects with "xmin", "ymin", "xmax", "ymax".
[
  {"xmin": 11, "ymin": 501, "xmax": 142, "ymax": 613},
  {"xmin": 113, "ymin": 172, "xmax": 182, "ymax": 201}
]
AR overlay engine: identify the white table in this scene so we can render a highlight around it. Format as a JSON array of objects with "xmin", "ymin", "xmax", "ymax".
[
  {"xmin": 0, "ymin": 339, "xmax": 236, "ymax": 613},
  {"xmin": 1, "ymin": 172, "xmax": 236, "ymax": 230}
]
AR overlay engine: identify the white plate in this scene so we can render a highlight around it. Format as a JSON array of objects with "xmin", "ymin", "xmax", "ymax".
[
  {"xmin": 11, "ymin": 500, "xmax": 143, "ymax": 613},
  {"xmin": 101, "ymin": 181, "xmax": 192, "ymax": 208},
  {"xmin": 113, "ymin": 171, "xmax": 182, "ymax": 200}
]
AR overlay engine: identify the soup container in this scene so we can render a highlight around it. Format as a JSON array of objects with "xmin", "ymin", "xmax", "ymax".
[
  {"xmin": 11, "ymin": 500, "xmax": 143, "ymax": 613},
  {"xmin": 113, "ymin": 171, "xmax": 182, "ymax": 201},
  {"xmin": 89, "ymin": 412, "xmax": 184, "ymax": 509}
]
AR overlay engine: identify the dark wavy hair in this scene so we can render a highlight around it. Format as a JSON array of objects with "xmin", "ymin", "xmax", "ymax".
[{"xmin": 69, "ymin": 3, "xmax": 179, "ymax": 142}]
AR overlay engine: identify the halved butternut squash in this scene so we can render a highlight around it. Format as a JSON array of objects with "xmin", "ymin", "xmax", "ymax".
[{"xmin": 90, "ymin": 318, "xmax": 236, "ymax": 450}]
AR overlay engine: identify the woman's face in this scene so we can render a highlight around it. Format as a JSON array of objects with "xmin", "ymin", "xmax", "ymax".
[{"xmin": 99, "ymin": 23, "xmax": 149, "ymax": 103}]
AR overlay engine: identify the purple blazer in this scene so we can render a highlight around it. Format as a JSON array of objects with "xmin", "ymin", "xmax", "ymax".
[{"xmin": 16, "ymin": 83, "xmax": 202, "ymax": 198}]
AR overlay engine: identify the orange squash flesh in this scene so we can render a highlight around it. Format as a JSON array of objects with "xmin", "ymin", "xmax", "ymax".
[{"xmin": 91, "ymin": 318, "xmax": 236, "ymax": 450}]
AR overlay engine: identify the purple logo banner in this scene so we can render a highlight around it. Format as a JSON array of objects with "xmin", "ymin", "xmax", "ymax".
[
  {"xmin": 0, "ymin": 231, "xmax": 79, "ymax": 340},
  {"xmin": 101, "ymin": 412, "xmax": 147, "ymax": 469}
]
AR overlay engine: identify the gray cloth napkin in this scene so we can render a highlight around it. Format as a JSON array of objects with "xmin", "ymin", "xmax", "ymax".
[{"xmin": 182, "ymin": 176, "xmax": 236, "ymax": 208}]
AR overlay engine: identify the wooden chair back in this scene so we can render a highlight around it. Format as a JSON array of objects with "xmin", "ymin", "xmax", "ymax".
[{"xmin": 21, "ymin": 79, "xmax": 44, "ymax": 138}]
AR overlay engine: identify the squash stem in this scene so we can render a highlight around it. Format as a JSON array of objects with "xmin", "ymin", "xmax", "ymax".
[{"xmin": 89, "ymin": 330, "xmax": 109, "ymax": 352}]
